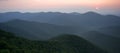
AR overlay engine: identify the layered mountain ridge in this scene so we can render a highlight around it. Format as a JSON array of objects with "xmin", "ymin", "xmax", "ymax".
[
  {"xmin": 0, "ymin": 12, "xmax": 120, "ymax": 53},
  {"xmin": 0, "ymin": 29, "xmax": 107, "ymax": 53}
]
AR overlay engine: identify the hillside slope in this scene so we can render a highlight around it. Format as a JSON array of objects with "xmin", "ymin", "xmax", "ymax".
[
  {"xmin": 81, "ymin": 31, "xmax": 120, "ymax": 53},
  {"xmin": 0, "ymin": 30, "xmax": 107, "ymax": 53},
  {"xmin": 0, "ymin": 19, "xmax": 83, "ymax": 40}
]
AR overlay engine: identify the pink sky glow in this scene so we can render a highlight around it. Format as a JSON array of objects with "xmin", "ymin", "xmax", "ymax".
[{"xmin": 0, "ymin": 0, "xmax": 120, "ymax": 16}]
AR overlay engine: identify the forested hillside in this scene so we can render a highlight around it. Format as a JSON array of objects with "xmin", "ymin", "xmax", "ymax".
[{"xmin": 0, "ymin": 29, "xmax": 107, "ymax": 53}]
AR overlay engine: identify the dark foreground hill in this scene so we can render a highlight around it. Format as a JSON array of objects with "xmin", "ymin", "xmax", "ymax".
[{"xmin": 0, "ymin": 29, "xmax": 107, "ymax": 53}]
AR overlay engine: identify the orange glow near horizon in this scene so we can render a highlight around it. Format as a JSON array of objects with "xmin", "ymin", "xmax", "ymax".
[
  {"xmin": 0, "ymin": 0, "xmax": 119, "ymax": 9},
  {"xmin": 0, "ymin": 0, "xmax": 119, "ymax": 14}
]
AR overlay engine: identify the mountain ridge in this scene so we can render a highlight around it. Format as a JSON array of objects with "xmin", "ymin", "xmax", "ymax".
[
  {"xmin": 0, "ymin": 19, "xmax": 83, "ymax": 40},
  {"xmin": 0, "ymin": 29, "xmax": 107, "ymax": 53}
]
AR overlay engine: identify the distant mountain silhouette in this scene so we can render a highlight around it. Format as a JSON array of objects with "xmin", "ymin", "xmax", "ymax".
[
  {"xmin": 0, "ymin": 19, "xmax": 83, "ymax": 40},
  {"xmin": 0, "ymin": 12, "xmax": 22, "ymax": 22},
  {"xmin": 0, "ymin": 12, "xmax": 120, "ymax": 28},
  {"xmin": 83, "ymin": 12, "xmax": 102, "ymax": 16},
  {"xmin": 47, "ymin": 12, "xmax": 120, "ymax": 28}
]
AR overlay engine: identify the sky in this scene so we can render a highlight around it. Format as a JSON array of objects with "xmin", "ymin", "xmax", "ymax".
[{"xmin": 0, "ymin": 0, "xmax": 120, "ymax": 16}]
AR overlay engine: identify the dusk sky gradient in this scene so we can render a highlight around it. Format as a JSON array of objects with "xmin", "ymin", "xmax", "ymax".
[{"xmin": 0, "ymin": 0, "xmax": 120, "ymax": 16}]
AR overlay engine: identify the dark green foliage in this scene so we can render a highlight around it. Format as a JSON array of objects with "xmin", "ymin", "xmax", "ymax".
[
  {"xmin": 0, "ymin": 30, "xmax": 107, "ymax": 53},
  {"xmin": 0, "ymin": 49, "xmax": 10, "ymax": 53},
  {"xmin": 49, "ymin": 34, "xmax": 107, "ymax": 53},
  {"xmin": 0, "ymin": 41, "xmax": 10, "ymax": 49}
]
